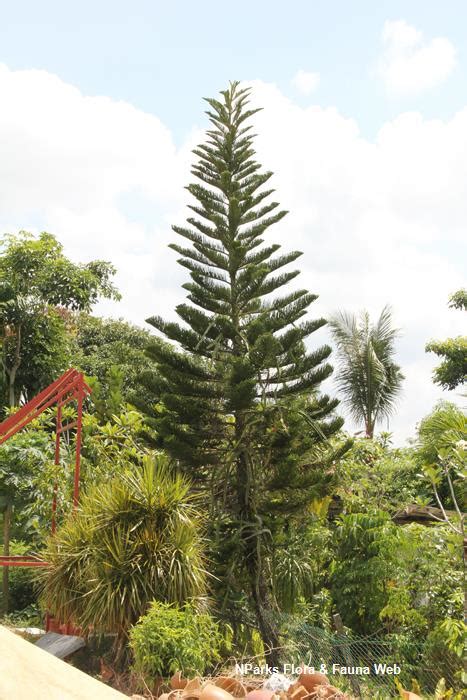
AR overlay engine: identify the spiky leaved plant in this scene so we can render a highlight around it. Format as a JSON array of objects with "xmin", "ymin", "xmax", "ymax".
[{"xmin": 38, "ymin": 454, "xmax": 206, "ymax": 661}]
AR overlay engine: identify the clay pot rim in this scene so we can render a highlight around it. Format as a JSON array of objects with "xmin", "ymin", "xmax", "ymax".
[{"xmin": 214, "ymin": 676, "xmax": 247, "ymax": 697}]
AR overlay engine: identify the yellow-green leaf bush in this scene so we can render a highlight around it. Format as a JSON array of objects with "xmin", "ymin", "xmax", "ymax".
[{"xmin": 129, "ymin": 601, "xmax": 221, "ymax": 680}]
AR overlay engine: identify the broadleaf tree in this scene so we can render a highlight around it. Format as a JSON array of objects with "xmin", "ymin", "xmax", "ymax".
[
  {"xmin": 138, "ymin": 82, "xmax": 348, "ymax": 661},
  {"xmin": 426, "ymin": 289, "xmax": 467, "ymax": 391},
  {"xmin": 0, "ymin": 230, "xmax": 120, "ymax": 613},
  {"xmin": 0, "ymin": 231, "xmax": 121, "ymax": 407}
]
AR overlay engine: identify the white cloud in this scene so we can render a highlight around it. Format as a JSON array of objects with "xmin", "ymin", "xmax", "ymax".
[
  {"xmin": 291, "ymin": 69, "xmax": 320, "ymax": 95},
  {"xmin": 0, "ymin": 65, "xmax": 465, "ymax": 443},
  {"xmin": 376, "ymin": 20, "xmax": 456, "ymax": 97}
]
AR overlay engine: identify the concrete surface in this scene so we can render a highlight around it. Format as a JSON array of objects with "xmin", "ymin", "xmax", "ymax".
[
  {"xmin": 35, "ymin": 631, "xmax": 86, "ymax": 659},
  {"xmin": 0, "ymin": 625, "xmax": 128, "ymax": 699}
]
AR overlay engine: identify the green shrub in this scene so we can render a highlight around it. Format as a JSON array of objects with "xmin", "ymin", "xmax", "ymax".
[
  {"xmin": 0, "ymin": 541, "xmax": 37, "ymax": 613},
  {"xmin": 419, "ymin": 623, "xmax": 464, "ymax": 692},
  {"xmin": 129, "ymin": 601, "xmax": 221, "ymax": 680},
  {"xmin": 38, "ymin": 454, "xmax": 206, "ymax": 657}
]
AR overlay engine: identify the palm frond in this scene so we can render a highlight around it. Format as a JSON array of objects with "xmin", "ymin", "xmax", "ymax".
[{"xmin": 329, "ymin": 306, "xmax": 403, "ymax": 435}]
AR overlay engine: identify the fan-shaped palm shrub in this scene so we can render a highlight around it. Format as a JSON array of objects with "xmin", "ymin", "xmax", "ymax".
[{"xmin": 38, "ymin": 453, "xmax": 207, "ymax": 656}]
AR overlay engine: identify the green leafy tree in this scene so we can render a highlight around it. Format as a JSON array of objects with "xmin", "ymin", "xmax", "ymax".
[
  {"xmin": 80, "ymin": 407, "xmax": 148, "ymax": 483},
  {"xmin": 381, "ymin": 524, "xmax": 464, "ymax": 691},
  {"xmin": 416, "ymin": 402, "xmax": 466, "ymax": 510},
  {"xmin": 0, "ymin": 425, "xmax": 54, "ymax": 613},
  {"xmin": 39, "ymin": 454, "xmax": 207, "ymax": 661},
  {"xmin": 0, "ymin": 231, "xmax": 120, "ymax": 407},
  {"xmin": 86, "ymin": 366, "xmax": 125, "ymax": 423},
  {"xmin": 380, "ymin": 524, "xmax": 463, "ymax": 635},
  {"xmin": 336, "ymin": 437, "xmax": 427, "ymax": 514},
  {"xmin": 72, "ymin": 314, "xmax": 154, "ymax": 407},
  {"xmin": 138, "ymin": 82, "xmax": 347, "ymax": 659},
  {"xmin": 272, "ymin": 513, "xmax": 332, "ymax": 616},
  {"xmin": 329, "ymin": 306, "xmax": 404, "ymax": 438},
  {"xmin": 415, "ymin": 402, "xmax": 466, "ymax": 623},
  {"xmin": 426, "ymin": 290, "xmax": 467, "ymax": 390},
  {"xmin": 0, "ymin": 230, "xmax": 120, "ymax": 612},
  {"xmin": 331, "ymin": 510, "xmax": 403, "ymax": 634}
]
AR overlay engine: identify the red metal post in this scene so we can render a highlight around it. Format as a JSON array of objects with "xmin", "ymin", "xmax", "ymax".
[
  {"xmin": 0, "ymin": 369, "xmax": 91, "ymax": 565},
  {"xmin": 73, "ymin": 375, "xmax": 84, "ymax": 509},
  {"xmin": 0, "ymin": 369, "xmax": 91, "ymax": 633},
  {"xmin": 51, "ymin": 404, "xmax": 62, "ymax": 535}
]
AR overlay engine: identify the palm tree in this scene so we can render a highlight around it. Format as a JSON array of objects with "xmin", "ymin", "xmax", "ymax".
[
  {"xmin": 38, "ymin": 453, "xmax": 207, "ymax": 660},
  {"xmin": 329, "ymin": 305, "xmax": 403, "ymax": 438}
]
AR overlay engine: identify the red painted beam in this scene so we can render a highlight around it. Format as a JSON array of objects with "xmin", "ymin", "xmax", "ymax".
[
  {"xmin": 0, "ymin": 371, "xmax": 91, "ymax": 444},
  {"xmin": 0, "ymin": 369, "xmax": 91, "ymax": 572},
  {"xmin": 0, "ymin": 556, "xmax": 48, "ymax": 568}
]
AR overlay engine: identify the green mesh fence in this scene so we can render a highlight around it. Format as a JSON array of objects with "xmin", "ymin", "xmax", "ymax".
[{"xmin": 274, "ymin": 615, "xmax": 464, "ymax": 698}]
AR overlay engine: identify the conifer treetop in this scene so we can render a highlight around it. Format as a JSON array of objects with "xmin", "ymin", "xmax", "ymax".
[{"xmin": 147, "ymin": 80, "xmax": 332, "ymax": 399}]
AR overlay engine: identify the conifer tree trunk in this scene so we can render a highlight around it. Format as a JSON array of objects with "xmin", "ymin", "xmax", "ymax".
[
  {"xmin": 230, "ymin": 271, "xmax": 280, "ymax": 661},
  {"xmin": 235, "ymin": 417, "xmax": 280, "ymax": 663}
]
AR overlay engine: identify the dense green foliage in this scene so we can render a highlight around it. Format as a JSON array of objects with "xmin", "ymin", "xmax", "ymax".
[
  {"xmin": 335, "ymin": 436, "xmax": 425, "ymax": 513},
  {"xmin": 331, "ymin": 510, "xmax": 402, "ymax": 634},
  {"xmin": 426, "ymin": 290, "xmax": 467, "ymax": 390},
  {"xmin": 0, "ymin": 424, "xmax": 54, "ymax": 536},
  {"xmin": 0, "ymin": 540, "xmax": 37, "ymax": 611},
  {"xmin": 72, "ymin": 313, "xmax": 154, "ymax": 408},
  {"xmin": 39, "ymin": 454, "xmax": 207, "ymax": 654},
  {"xmin": 0, "ymin": 231, "xmax": 120, "ymax": 408},
  {"xmin": 416, "ymin": 401, "xmax": 466, "ymax": 509},
  {"xmin": 0, "ymin": 231, "xmax": 120, "ymax": 612},
  {"xmin": 130, "ymin": 602, "xmax": 221, "ymax": 679},
  {"xmin": 329, "ymin": 306, "xmax": 404, "ymax": 437}
]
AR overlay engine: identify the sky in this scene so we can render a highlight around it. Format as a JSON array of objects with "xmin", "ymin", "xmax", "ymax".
[{"xmin": 0, "ymin": 0, "xmax": 465, "ymax": 443}]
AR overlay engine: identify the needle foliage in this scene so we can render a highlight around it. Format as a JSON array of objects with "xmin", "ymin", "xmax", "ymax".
[{"xmin": 137, "ymin": 82, "xmax": 348, "ymax": 660}]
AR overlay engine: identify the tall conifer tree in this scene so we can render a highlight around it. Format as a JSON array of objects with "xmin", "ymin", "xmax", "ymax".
[{"xmin": 139, "ymin": 82, "xmax": 347, "ymax": 659}]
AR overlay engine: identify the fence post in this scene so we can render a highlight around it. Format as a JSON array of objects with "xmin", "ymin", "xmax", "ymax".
[{"xmin": 332, "ymin": 613, "xmax": 361, "ymax": 698}]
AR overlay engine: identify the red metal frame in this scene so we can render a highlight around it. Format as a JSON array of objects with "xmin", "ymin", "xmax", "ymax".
[{"xmin": 0, "ymin": 369, "xmax": 91, "ymax": 569}]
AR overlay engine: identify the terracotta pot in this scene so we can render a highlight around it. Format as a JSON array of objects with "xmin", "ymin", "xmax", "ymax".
[
  {"xmin": 200, "ymin": 684, "xmax": 235, "ymax": 700},
  {"xmin": 214, "ymin": 677, "xmax": 247, "ymax": 698},
  {"xmin": 168, "ymin": 691, "xmax": 184, "ymax": 700},
  {"xmin": 314, "ymin": 687, "xmax": 346, "ymax": 699},
  {"xmin": 317, "ymin": 685, "xmax": 349, "ymax": 700},
  {"xmin": 289, "ymin": 685, "xmax": 308, "ymax": 700},
  {"xmin": 298, "ymin": 673, "xmax": 329, "ymax": 693},
  {"xmin": 245, "ymin": 690, "xmax": 274, "ymax": 700},
  {"xmin": 46, "ymin": 617, "xmax": 61, "ymax": 633},
  {"xmin": 171, "ymin": 672, "xmax": 188, "ymax": 690},
  {"xmin": 184, "ymin": 678, "xmax": 202, "ymax": 693},
  {"xmin": 400, "ymin": 693, "xmax": 422, "ymax": 700}
]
